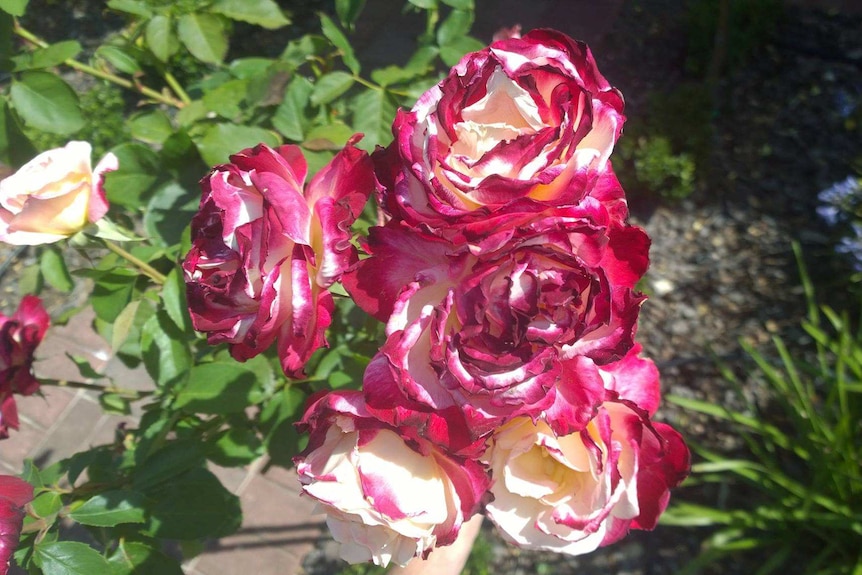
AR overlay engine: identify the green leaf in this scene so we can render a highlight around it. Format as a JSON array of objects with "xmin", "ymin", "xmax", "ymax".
[
  {"xmin": 0, "ymin": 100, "xmax": 37, "ymax": 166},
  {"xmin": 261, "ymin": 385, "xmax": 307, "ymax": 467},
  {"xmin": 35, "ymin": 541, "xmax": 112, "ymax": 575},
  {"xmin": 90, "ymin": 218, "xmax": 144, "ymax": 242},
  {"xmin": 302, "ymin": 121, "xmax": 354, "ymax": 151},
  {"xmin": 175, "ymin": 100, "xmax": 207, "ymax": 127},
  {"xmin": 177, "ymin": 13, "xmax": 227, "ymax": 64},
  {"xmin": 335, "ymin": 0, "xmax": 365, "ymax": 28},
  {"xmin": 310, "ymin": 71, "xmax": 355, "ymax": 106},
  {"xmin": 40, "ymin": 247, "xmax": 73, "ymax": 293},
  {"xmin": 174, "ymin": 362, "xmax": 262, "ymax": 414},
  {"xmin": 210, "ymin": 0, "xmax": 289, "ymax": 29},
  {"xmin": 65, "ymin": 353, "xmax": 104, "ymax": 380},
  {"xmin": 280, "ymin": 34, "xmax": 328, "ymax": 68},
  {"xmin": 106, "ymin": 0, "xmax": 152, "ymax": 18},
  {"xmin": 18, "ymin": 263, "xmax": 43, "ymax": 296},
  {"xmin": 437, "ymin": 9, "xmax": 474, "ymax": 46},
  {"xmin": 145, "ymin": 15, "xmax": 178, "ymax": 62},
  {"xmin": 90, "ymin": 269, "xmax": 138, "ymax": 323},
  {"xmin": 108, "ymin": 541, "xmax": 184, "ymax": 575},
  {"xmin": 31, "ymin": 490, "xmax": 63, "ymax": 517},
  {"xmin": 440, "ymin": 0, "xmax": 472, "ymax": 8},
  {"xmin": 133, "ymin": 441, "xmax": 205, "ymax": 491},
  {"xmin": 143, "ymin": 180, "xmax": 198, "ymax": 247},
  {"xmin": 272, "ymin": 76, "xmax": 313, "ymax": 141},
  {"xmin": 103, "ymin": 143, "xmax": 162, "ymax": 209},
  {"xmin": 66, "ymin": 449, "xmax": 109, "ymax": 485},
  {"xmin": 95, "ymin": 45, "xmax": 142, "ymax": 74},
  {"xmin": 11, "ymin": 40, "xmax": 81, "ymax": 71},
  {"xmin": 10, "ymin": 71, "xmax": 84, "ymax": 135},
  {"xmin": 439, "ymin": 35, "xmax": 483, "ymax": 67},
  {"xmin": 99, "ymin": 392, "xmax": 131, "ymax": 415},
  {"xmin": 68, "ymin": 490, "xmax": 146, "ymax": 527},
  {"xmin": 351, "ymin": 88, "xmax": 396, "ymax": 150},
  {"xmin": 408, "ymin": 0, "xmax": 437, "ymax": 8},
  {"xmin": 111, "ymin": 300, "xmax": 140, "ymax": 352},
  {"xmin": 145, "ymin": 467, "xmax": 241, "ymax": 539},
  {"xmin": 161, "ymin": 267, "xmax": 192, "ymax": 333},
  {"xmin": 194, "ymin": 122, "xmax": 279, "ymax": 166},
  {"xmin": 208, "ymin": 427, "xmax": 263, "ymax": 466},
  {"xmin": 141, "ymin": 310, "xmax": 191, "ymax": 387},
  {"xmin": 0, "ymin": 13, "xmax": 10, "ymax": 69},
  {"xmin": 0, "ymin": 0, "xmax": 28, "ymax": 16},
  {"xmin": 319, "ymin": 13, "xmax": 360, "ymax": 75},
  {"xmin": 202, "ymin": 78, "xmax": 247, "ymax": 120},
  {"xmin": 128, "ymin": 110, "xmax": 173, "ymax": 144},
  {"xmin": 371, "ymin": 64, "xmax": 425, "ymax": 87},
  {"xmin": 229, "ymin": 57, "xmax": 274, "ymax": 79}
]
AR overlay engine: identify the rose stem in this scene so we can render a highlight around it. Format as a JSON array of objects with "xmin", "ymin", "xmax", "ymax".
[{"xmin": 103, "ymin": 240, "xmax": 167, "ymax": 285}]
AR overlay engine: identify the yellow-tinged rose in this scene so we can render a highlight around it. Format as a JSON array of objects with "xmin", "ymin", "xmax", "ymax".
[{"xmin": 0, "ymin": 141, "xmax": 117, "ymax": 245}]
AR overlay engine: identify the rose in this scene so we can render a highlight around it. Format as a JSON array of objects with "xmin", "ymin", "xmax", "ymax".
[
  {"xmin": 0, "ymin": 141, "xmax": 117, "ymax": 245},
  {"xmin": 0, "ymin": 475, "xmax": 33, "ymax": 575},
  {"xmin": 0, "ymin": 295, "xmax": 50, "ymax": 439},
  {"xmin": 483, "ymin": 350, "xmax": 690, "ymax": 555},
  {"xmin": 294, "ymin": 390, "xmax": 489, "ymax": 567},
  {"xmin": 182, "ymin": 137, "xmax": 374, "ymax": 377},
  {"xmin": 377, "ymin": 28, "xmax": 625, "ymax": 235},
  {"xmin": 346, "ymin": 197, "xmax": 648, "ymax": 439}
]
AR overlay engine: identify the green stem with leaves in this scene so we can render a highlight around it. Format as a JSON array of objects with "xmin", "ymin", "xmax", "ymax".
[
  {"xmin": 45, "ymin": 378, "xmax": 153, "ymax": 399},
  {"xmin": 103, "ymin": 240, "xmax": 167, "ymax": 284},
  {"xmin": 13, "ymin": 23, "xmax": 186, "ymax": 109}
]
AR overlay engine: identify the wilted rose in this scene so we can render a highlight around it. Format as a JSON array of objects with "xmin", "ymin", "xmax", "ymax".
[
  {"xmin": 484, "ymin": 349, "xmax": 690, "ymax": 555},
  {"xmin": 346, "ymin": 197, "xmax": 648, "ymax": 439},
  {"xmin": 0, "ymin": 141, "xmax": 117, "ymax": 245},
  {"xmin": 182, "ymin": 137, "xmax": 374, "ymax": 377},
  {"xmin": 294, "ymin": 391, "xmax": 489, "ymax": 567},
  {"xmin": 0, "ymin": 295, "xmax": 50, "ymax": 439},
  {"xmin": 377, "ymin": 29, "xmax": 625, "ymax": 235},
  {"xmin": 0, "ymin": 475, "xmax": 33, "ymax": 575}
]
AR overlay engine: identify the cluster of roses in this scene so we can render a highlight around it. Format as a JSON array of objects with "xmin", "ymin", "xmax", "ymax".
[{"xmin": 182, "ymin": 29, "xmax": 690, "ymax": 567}]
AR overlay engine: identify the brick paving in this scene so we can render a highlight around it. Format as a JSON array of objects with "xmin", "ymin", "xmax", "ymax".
[{"xmin": 0, "ymin": 308, "xmax": 326, "ymax": 575}]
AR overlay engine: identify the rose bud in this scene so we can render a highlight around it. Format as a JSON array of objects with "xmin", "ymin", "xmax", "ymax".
[
  {"xmin": 377, "ymin": 29, "xmax": 625, "ymax": 236},
  {"xmin": 0, "ymin": 475, "xmax": 34, "ymax": 575},
  {"xmin": 345, "ymin": 198, "xmax": 648, "ymax": 438},
  {"xmin": 182, "ymin": 137, "xmax": 375, "ymax": 377},
  {"xmin": 0, "ymin": 296, "xmax": 50, "ymax": 439},
  {"xmin": 294, "ymin": 391, "xmax": 489, "ymax": 568},
  {"xmin": 484, "ymin": 349, "xmax": 690, "ymax": 555},
  {"xmin": 0, "ymin": 141, "xmax": 117, "ymax": 245}
]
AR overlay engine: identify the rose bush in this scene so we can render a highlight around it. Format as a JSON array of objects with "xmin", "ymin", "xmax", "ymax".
[
  {"xmin": 484, "ymin": 348, "xmax": 690, "ymax": 554},
  {"xmin": 0, "ymin": 141, "xmax": 116, "ymax": 245},
  {"xmin": 376, "ymin": 28, "xmax": 625, "ymax": 236},
  {"xmin": 294, "ymin": 390, "xmax": 489, "ymax": 567},
  {"xmin": 0, "ymin": 296, "xmax": 49, "ymax": 439},
  {"xmin": 0, "ymin": 2, "xmax": 692, "ymax": 571},
  {"xmin": 182, "ymin": 138, "xmax": 375, "ymax": 377}
]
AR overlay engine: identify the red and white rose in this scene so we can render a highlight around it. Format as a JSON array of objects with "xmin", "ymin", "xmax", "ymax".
[
  {"xmin": 0, "ymin": 295, "xmax": 50, "ymax": 439},
  {"xmin": 0, "ymin": 475, "xmax": 33, "ymax": 575},
  {"xmin": 294, "ymin": 391, "xmax": 489, "ymax": 567},
  {"xmin": 376, "ymin": 28, "xmax": 625, "ymax": 236},
  {"xmin": 182, "ymin": 137, "xmax": 375, "ymax": 377},
  {"xmin": 484, "ymin": 349, "xmax": 689, "ymax": 554},
  {"xmin": 346, "ymin": 197, "xmax": 648, "ymax": 439}
]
